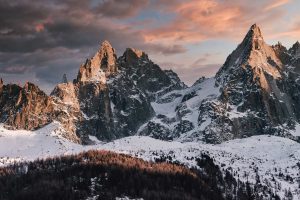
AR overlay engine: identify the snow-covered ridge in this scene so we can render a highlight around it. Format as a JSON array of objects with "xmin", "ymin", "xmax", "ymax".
[{"xmin": 1, "ymin": 122, "xmax": 300, "ymax": 199}]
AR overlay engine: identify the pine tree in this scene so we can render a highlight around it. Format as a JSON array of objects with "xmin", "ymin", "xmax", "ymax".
[{"xmin": 62, "ymin": 74, "xmax": 68, "ymax": 83}]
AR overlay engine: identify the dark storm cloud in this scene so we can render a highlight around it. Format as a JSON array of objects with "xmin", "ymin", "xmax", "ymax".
[
  {"xmin": 0, "ymin": 0, "xmax": 166, "ymax": 53},
  {"xmin": 147, "ymin": 44, "xmax": 187, "ymax": 55},
  {"xmin": 0, "ymin": 0, "xmax": 186, "ymax": 90},
  {"xmin": 0, "ymin": 0, "xmax": 48, "ymax": 33},
  {"xmin": 93, "ymin": 0, "xmax": 149, "ymax": 18}
]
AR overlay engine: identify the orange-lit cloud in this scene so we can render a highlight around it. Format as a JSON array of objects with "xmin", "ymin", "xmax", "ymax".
[
  {"xmin": 142, "ymin": 0, "xmax": 293, "ymax": 44},
  {"xmin": 1, "ymin": 0, "xmax": 299, "ymax": 89},
  {"xmin": 264, "ymin": 0, "xmax": 290, "ymax": 11}
]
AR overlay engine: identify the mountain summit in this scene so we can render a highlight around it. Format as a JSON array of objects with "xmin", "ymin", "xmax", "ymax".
[
  {"xmin": 216, "ymin": 24, "xmax": 282, "ymax": 87},
  {"xmin": 77, "ymin": 40, "xmax": 117, "ymax": 83}
]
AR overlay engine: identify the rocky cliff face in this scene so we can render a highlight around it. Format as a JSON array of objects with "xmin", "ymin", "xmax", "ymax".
[
  {"xmin": 77, "ymin": 40, "xmax": 117, "ymax": 83},
  {"xmin": 289, "ymin": 41, "xmax": 300, "ymax": 73},
  {"xmin": 0, "ymin": 82, "xmax": 55, "ymax": 130},
  {"xmin": 118, "ymin": 48, "xmax": 186, "ymax": 100},
  {"xmin": 50, "ymin": 82, "xmax": 82, "ymax": 142}
]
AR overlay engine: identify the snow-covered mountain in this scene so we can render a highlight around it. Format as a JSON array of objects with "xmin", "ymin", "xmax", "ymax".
[
  {"xmin": 1, "ymin": 24, "xmax": 300, "ymax": 199},
  {"xmin": 0, "ymin": 40, "xmax": 185, "ymax": 144},
  {"xmin": 3, "ymin": 24, "xmax": 299, "ymax": 144},
  {"xmin": 138, "ymin": 24, "xmax": 300, "ymax": 143}
]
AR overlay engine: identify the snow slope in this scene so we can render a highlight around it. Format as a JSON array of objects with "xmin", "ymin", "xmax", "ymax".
[
  {"xmin": 0, "ymin": 122, "xmax": 83, "ymax": 165},
  {"xmin": 0, "ymin": 122, "xmax": 300, "ymax": 199},
  {"xmin": 139, "ymin": 77, "xmax": 220, "ymax": 140}
]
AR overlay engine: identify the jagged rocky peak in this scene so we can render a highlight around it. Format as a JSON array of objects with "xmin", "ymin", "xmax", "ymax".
[
  {"xmin": 216, "ymin": 23, "xmax": 283, "ymax": 88},
  {"xmin": 200, "ymin": 24, "xmax": 300, "ymax": 143},
  {"xmin": 289, "ymin": 41, "xmax": 300, "ymax": 56},
  {"xmin": 245, "ymin": 24, "xmax": 283, "ymax": 76},
  {"xmin": 164, "ymin": 69, "xmax": 187, "ymax": 88},
  {"xmin": 77, "ymin": 40, "xmax": 117, "ymax": 83},
  {"xmin": 272, "ymin": 41, "xmax": 287, "ymax": 57},
  {"xmin": 272, "ymin": 42, "xmax": 292, "ymax": 65},
  {"xmin": 51, "ymin": 82, "xmax": 78, "ymax": 105},
  {"xmin": 92, "ymin": 40, "xmax": 117, "ymax": 72},
  {"xmin": 23, "ymin": 82, "xmax": 43, "ymax": 93},
  {"xmin": 0, "ymin": 81, "xmax": 54, "ymax": 131},
  {"xmin": 273, "ymin": 41, "xmax": 287, "ymax": 52},
  {"xmin": 247, "ymin": 23, "xmax": 263, "ymax": 40},
  {"xmin": 231, "ymin": 23, "xmax": 265, "ymax": 55},
  {"xmin": 122, "ymin": 47, "xmax": 149, "ymax": 66}
]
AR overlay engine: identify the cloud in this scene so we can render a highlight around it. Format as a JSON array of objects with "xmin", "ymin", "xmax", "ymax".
[
  {"xmin": 93, "ymin": 0, "xmax": 149, "ymax": 18},
  {"xmin": 190, "ymin": 53, "xmax": 215, "ymax": 67},
  {"xmin": 145, "ymin": 44, "xmax": 187, "ymax": 55},
  {"xmin": 264, "ymin": 0, "xmax": 290, "ymax": 11},
  {"xmin": 175, "ymin": 64, "xmax": 222, "ymax": 85},
  {"xmin": 0, "ymin": 0, "xmax": 188, "ymax": 91},
  {"xmin": 1, "ymin": 72, "xmax": 55, "ymax": 94},
  {"xmin": 142, "ymin": 0, "xmax": 292, "ymax": 44},
  {"xmin": 267, "ymin": 19, "xmax": 300, "ymax": 40},
  {"xmin": 156, "ymin": 58, "xmax": 221, "ymax": 85},
  {"xmin": 156, "ymin": 61, "xmax": 183, "ymax": 69}
]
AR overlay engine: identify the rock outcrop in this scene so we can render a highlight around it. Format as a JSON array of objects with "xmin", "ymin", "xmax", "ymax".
[
  {"xmin": 0, "ymin": 82, "xmax": 54, "ymax": 130},
  {"xmin": 76, "ymin": 41, "xmax": 117, "ymax": 83},
  {"xmin": 118, "ymin": 48, "xmax": 186, "ymax": 100}
]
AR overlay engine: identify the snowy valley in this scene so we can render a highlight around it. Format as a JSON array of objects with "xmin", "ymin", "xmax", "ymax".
[{"xmin": 1, "ymin": 122, "xmax": 300, "ymax": 199}]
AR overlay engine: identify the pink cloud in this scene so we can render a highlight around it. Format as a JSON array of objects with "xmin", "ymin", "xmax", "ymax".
[
  {"xmin": 141, "ymin": 0, "xmax": 293, "ymax": 44},
  {"xmin": 264, "ymin": 0, "xmax": 290, "ymax": 11}
]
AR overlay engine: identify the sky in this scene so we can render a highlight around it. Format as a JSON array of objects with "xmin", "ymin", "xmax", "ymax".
[{"xmin": 0, "ymin": 0, "xmax": 300, "ymax": 93}]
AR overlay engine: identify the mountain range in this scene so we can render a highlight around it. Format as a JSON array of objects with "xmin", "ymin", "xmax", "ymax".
[
  {"xmin": 1, "ymin": 24, "xmax": 300, "ymax": 199},
  {"xmin": 1, "ymin": 24, "xmax": 300, "ymax": 144}
]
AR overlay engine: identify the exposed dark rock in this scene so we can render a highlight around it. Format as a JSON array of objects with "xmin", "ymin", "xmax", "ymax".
[
  {"xmin": 192, "ymin": 76, "xmax": 206, "ymax": 86},
  {"xmin": 118, "ymin": 49, "xmax": 186, "ymax": 100},
  {"xmin": 156, "ymin": 93, "xmax": 182, "ymax": 104},
  {"xmin": 181, "ymin": 91, "xmax": 197, "ymax": 103},
  {"xmin": 174, "ymin": 120, "xmax": 194, "ymax": 136},
  {"xmin": 139, "ymin": 121, "xmax": 172, "ymax": 140}
]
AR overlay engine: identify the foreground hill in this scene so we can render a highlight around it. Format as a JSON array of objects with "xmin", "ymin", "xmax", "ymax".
[
  {"xmin": 0, "ymin": 122, "xmax": 299, "ymax": 199},
  {"xmin": 0, "ymin": 150, "xmax": 279, "ymax": 200}
]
